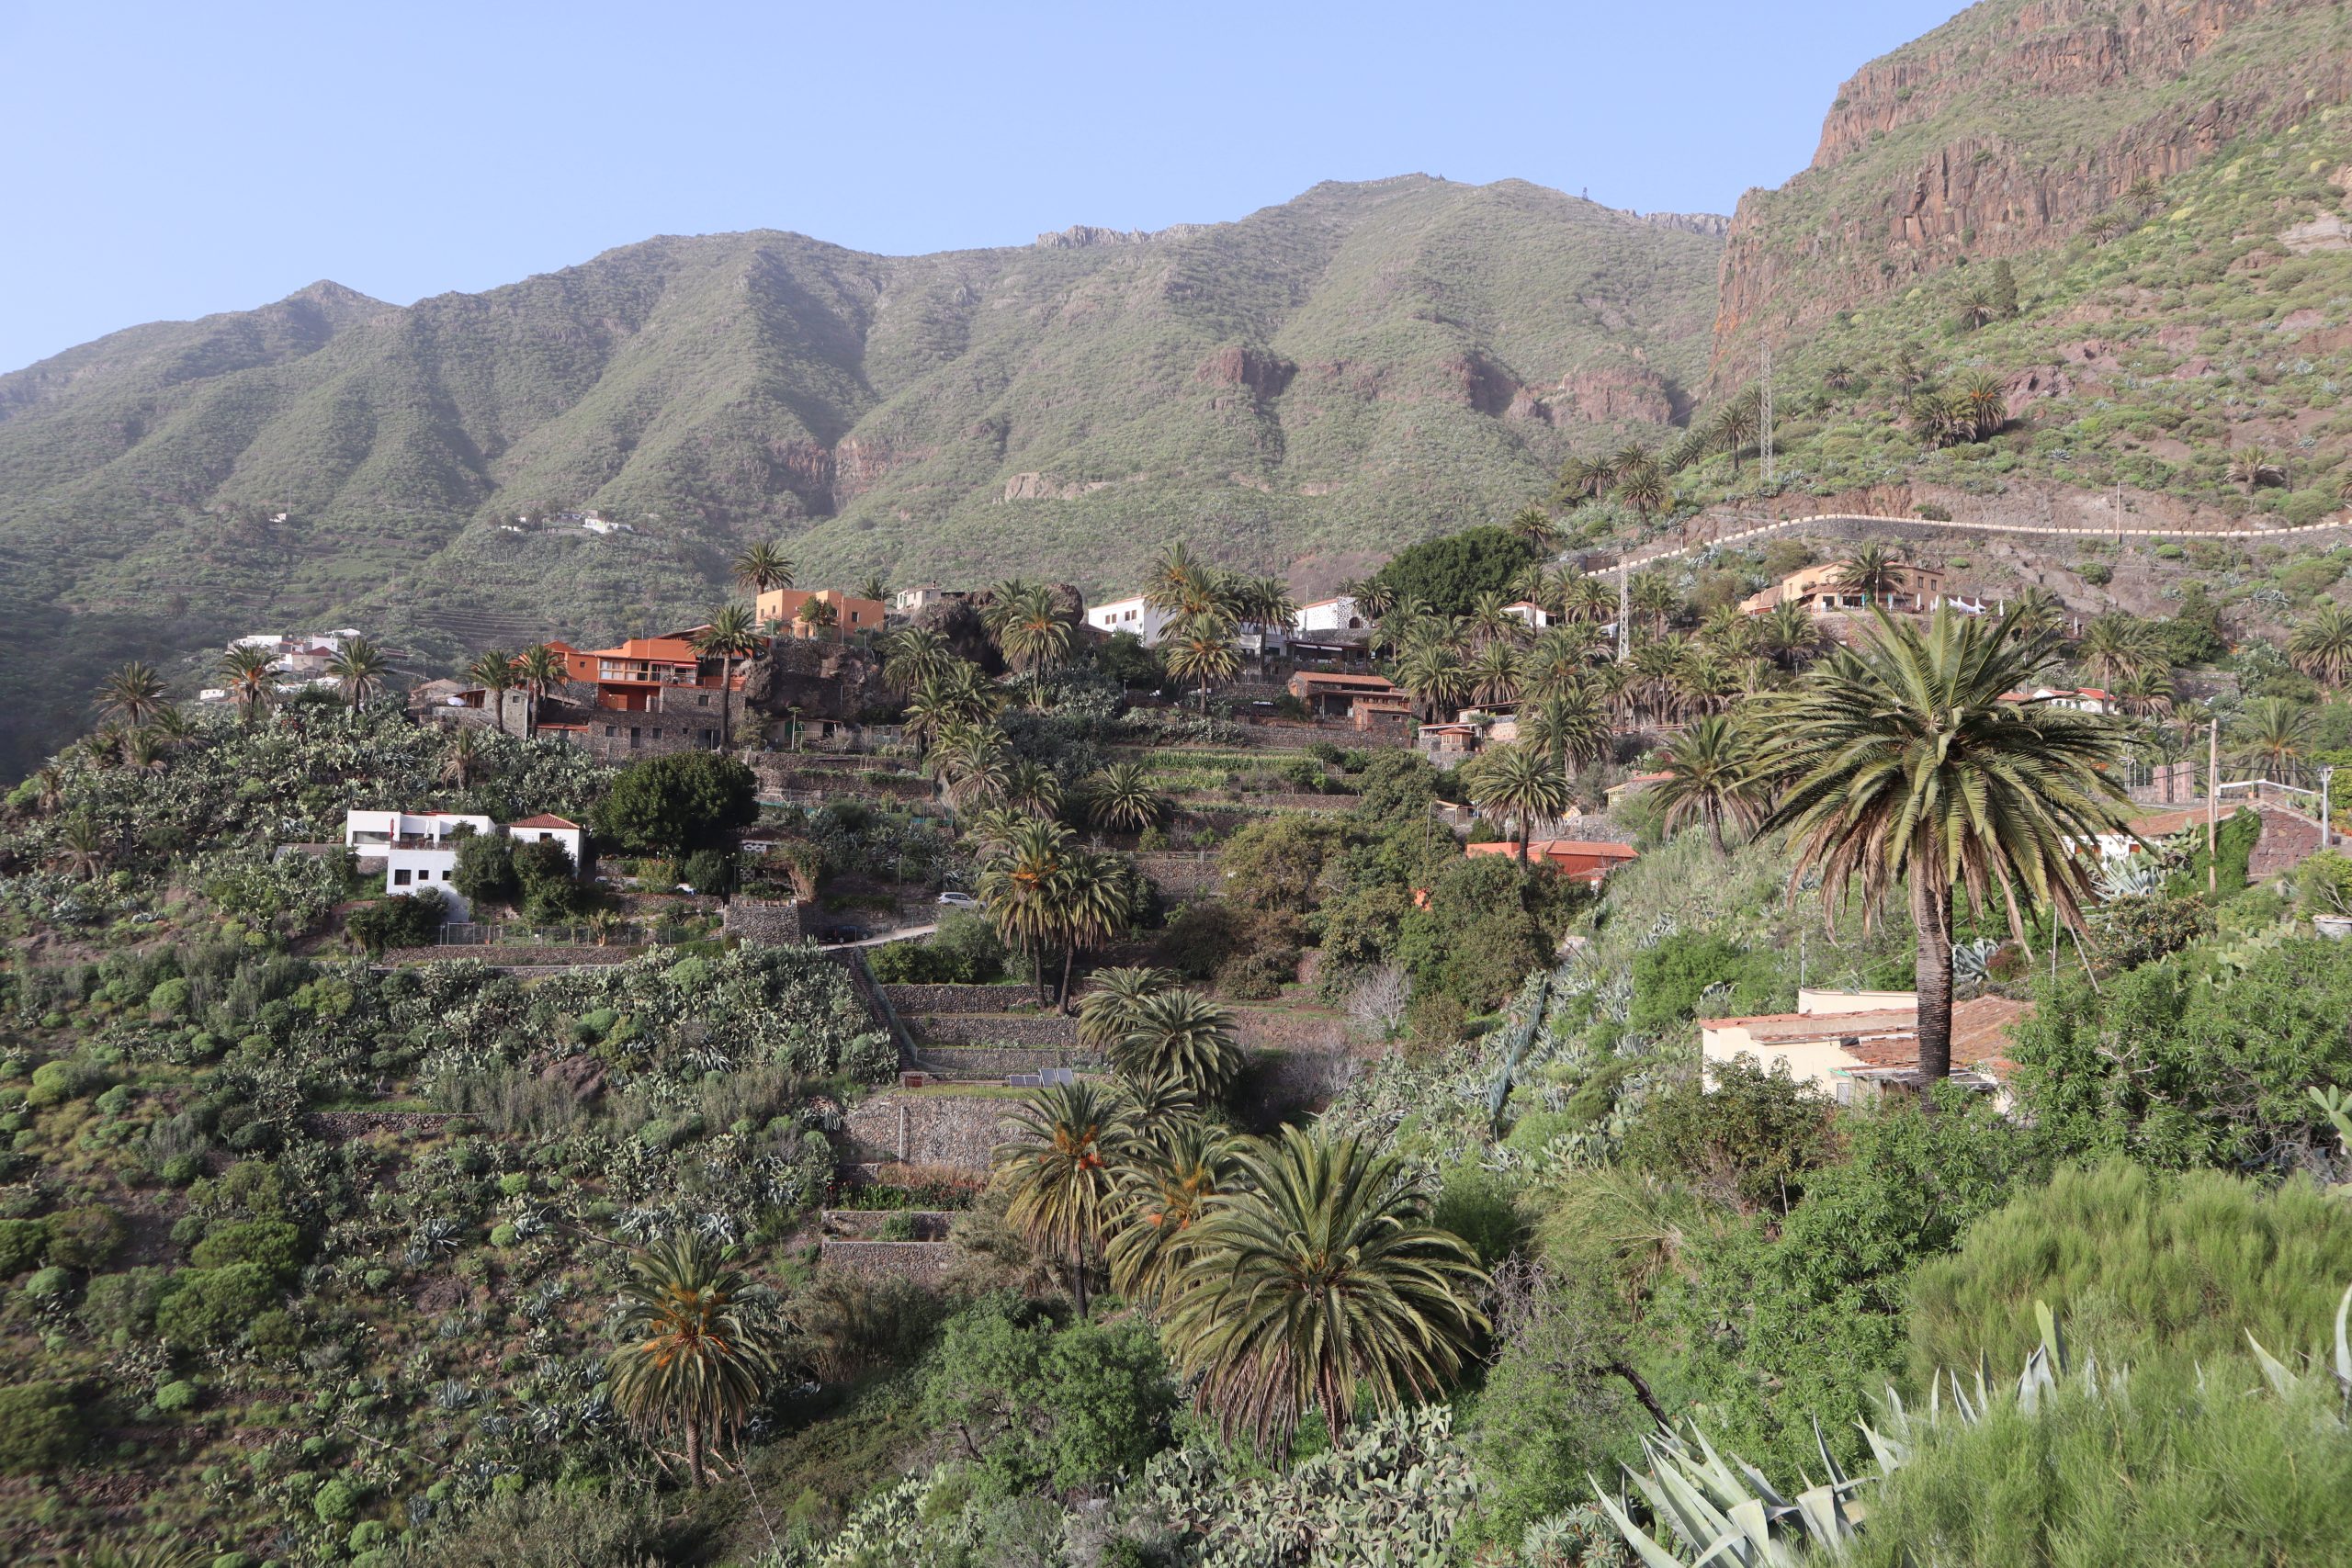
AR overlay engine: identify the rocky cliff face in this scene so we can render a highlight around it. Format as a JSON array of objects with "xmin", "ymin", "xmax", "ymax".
[{"xmin": 1712, "ymin": 0, "xmax": 2352, "ymax": 378}]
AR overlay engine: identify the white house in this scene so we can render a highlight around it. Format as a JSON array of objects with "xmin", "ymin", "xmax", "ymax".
[
  {"xmin": 1085, "ymin": 594, "xmax": 1177, "ymax": 647},
  {"xmin": 1503, "ymin": 600, "xmax": 1553, "ymax": 631},
  {"xmin": 1295, "ymin": 594, "xmax": 1367, "ymax": 634},
  {"xmin": 1699, "ymin": 989, "xmax": 2029, "ymax": 1105},
  {"xmin": 506, "ymin": 814, "xmax": 585, "ymax": 868},
  {"xmin": 344, "ymin": 810, "xmax": 492, "ymax": 917}
]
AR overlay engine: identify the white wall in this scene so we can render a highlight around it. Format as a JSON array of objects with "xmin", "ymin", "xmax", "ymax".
[
  {"xmin": 1296, "ymin": 595, "xmax": 1365, "ymax": 633},
  {"xmin": 1086, "ymin": 597, "xmax": 1174, "ymax": 647},
  {"xmin": 385, "ymin": 845, "xmax": 466, "ymax": 918}
]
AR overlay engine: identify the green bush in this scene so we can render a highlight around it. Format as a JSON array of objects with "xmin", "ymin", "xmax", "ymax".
[
  {"xmin": 1623, "ymin": 1057, "xmax": 1836, "ymax": 1214},
  {"xmin": 21, "ymin": 1265, "xmax": 73, "ymax": 1303},
  {"xmin": 1905, "ymin": 1160, "xmax": 2352, "ymax": 1382},
  {"xmin": 27, "ymin": 1057, "xmax": 107, "ymax": 1108},
  {"xmin": 593, "ymin": 750, "xmax": 758, "ymax": 855},
  {"xmin": 0, "ymin": 1382, "xmax": 83, "ymax": 1473},
  {"xmin": 188, "ymin": 1218, "xmax": 305, "ymax": 1280},
  {"xmin": 153, "ymin": 1379, "xmax": 199, "ymax": 1414},
  {"xmin": 146, "ymin": 976, "xmax": 191, "ymax": 1019},
  {"xmin": 156, "ymin": 1263, "xmax": 277, "ymax": 1347},
  {"xmin": 45, "ymin": 1204, "xmax": 125, "ymax": 1270},
  {"xmin": 0, "ymin": 1218, "xmax": 49, "ymax": 1277},
  {"xmin": 313, "ymin": 1475, "xmax": 364, "ymax": 1525},
  {"xmin": 1626, "ymin": 932, "xmax": 1784, "ymax": 1038},
  {"xmin": 345, "ymin": 890, "xmax": 449, "ymax": 955}
]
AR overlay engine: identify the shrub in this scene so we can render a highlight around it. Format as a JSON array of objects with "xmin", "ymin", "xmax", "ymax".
[
  {"xmin": 345, "ymin": 890, "xmax": 448, "ymax": 955},
  {"xmin": 189, "ymin": 1218, "xmax": 305, "ymax": 1280},
  {"xmin": 314, "ymin": 1476, "xmax": 364, "ymax": 1525},
  {"xmin": 1623, "ymin": 1057, "xmax": 1837, "ymax": 1213},
  {"xmin": 153, "ymin": 1379, "xmax": 199, "ymax": 1414},
  {"xmin": 1626, "ymin": 932, "xmax": 1783, "ymax": 1038},
  {"xmin": 0, "ymin": 1382, "xmax": 83, "ymax": 1473},
  {"xmin": 21, "ymin": 1266, "xmax": 73, "ymax": 1303},
  {"xmin": 45, "ymin": 1204, "xmax": 125, "ymax": 1270},
  {"xmin": 0, "ymin": 1219, "xmax": 48, "ymax": 1278},
  {"xmin": 2076, "ymin": 561, "xmax": 2113, "ymax": 585},
  {"xmin": 156, "ymin": 1263, "xmax": 277, "ymax": 1347},
  {"xmin": 146, "ymin": 976, "xmax": 192, "ymax": 1019},
  {"xmin": 27, "ymin": 1057, "xmax": 107, "ymax": 1108}
]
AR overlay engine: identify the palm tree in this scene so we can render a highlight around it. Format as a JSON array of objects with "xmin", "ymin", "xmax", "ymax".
[
  {"xmin": 1159, "ymin": 1126, "xmax": 1486, "ymax": 1452},
  {"xmin": 993, "ymin": 1081, "xmax": 1132, "ymax": 1318},
  {"xmin": 2224, "ymin": 451, "xmax": 2288, "ymax": 495},
  {"xmin": 2075, "ymin": 612, "xmax": 2163, "ymax": 691},
  {"xmin": 329, "ymin": 637, "xmax": 390, "ymax": 711},
  {"xmin": 1713, "ymin": 398, "xmax": 1758, "ymax": 476},
  {"xmin": 2291, "ymin": 604, "xmax": 2352, "ymax": 687},
  {"xmin": 220, "ymin": 647, "xmax": 278, "ymax": 726},
  {"xmin": 903, "ymin": 662, "xmax": 1000, "ymax": 754},
  {"xmin": 1824, "ymin": 363, "xmax": 1856, "ymax": 391},
  {"xmin": 1832, "ymin": 543, "xmax": 1902, "ymax": 604},
  {"xmin": 1085, "ymin": 762, "xmax": 1166, "ymax": 833},
  {"xmin": 1628, "ymin": 572, "xmax": 1679, "ymax": 641},
  {"xmin": 25, "ymin": 766, "xmax": 64, "ymax": 817},
  {"xmin": 979, "ymin": 816, "xmax": 1074, "ymax": 1003},
  {"xmin": 2112, "ymin": 664, "xmax": 2175, "ymax": 719},
  {"xmin": 605, "ymin": 1234, "xmax": 780, "ymax": 1487},
  {"xmin": 692, "ymin": 604, "xmax": 762, "ymax": 750},
  {"xmin": 1758, "ymin": 601, "xmax": 1824, "ymax": 671},
  {"xmin": 1506, "ymin": 504, "xmax": 1559, "ymax": 551},
  {"xmin": 1466, "ymin": 642, "xmax": 1522, "ymax": 707},
  {"xmin": 1113, "ymin": 988, "xmax": 1245, "ymax": 1100},
  {"xmin": 498, "ymin": 644, "xmax": 560, "ymax": 739},
  {"xmin": 1077, "ymin": 965, "xmax": 1178, "ymax": 1050},
  {"xmin": 96, "ymin": 662, "xmax": 168, "ymax": 728},
  {"xmin": 730, "ymin": 541, "xmax": 795, "ymax": 597},
  {"xmin": 1615, "ymin": 462, "xmax": 1669, "ymax": 520},
  {"xmin": 1762, "ymin": 605, "xmax": 2135, "ymax": 1081},
  {"xmin": 1163, "ymin": 618, "xmax": 1240, "ymax": 713},
  {"xmin": 440, "ymin": 726, "xmax": 485, "ymax": 791},
  {"xmin": 1396, "ymin": 641, "xmax": 1470, "ymax": 722},
  {"xmin": 1553, "ymin": 455, "xmax": 1604, "ymax": 508},
  {"xmin": 926, "ymin": 720, "xmax": 1013, "ymax": 810},
  {"xmin": 468, "ymin": 649, "xmax": 517, "ymax": 734},
  {"xmin": 1004, "ymin": 760, "xmax": 1061, "ymax": 819},
  {"xmin": 2233, "ymin": 696, "xmax": 2312, "ymax": 784},
  {"xmin": 1054, "ymin": 849, "xmax": 1135, "ymax": 1010},
  {"xmin": 1108, "ymin": 1121, "xmax": 1240, "ymax": 1313},
  {"xmin": 993, "ymin": 583, "xmax": 1073, "ymax": 694},
  {"xmin": 1522, "ymin": 686, "xmax": 1612, "ymax": 804},
  {"xmin": 1948, "ymin": 371, "xmax": 2007, "ymax": 441},
  {"xmin": 1651, "ymin": 714, "xmax": 1765, "ymax": 852},
  {"xmin": 1955, "ymin": 288, "xmax": 1998, "ymax": 332},
  {"xmin": 857, "ymin": 572, "xmax": 887, "ymax": 604},
  {"xmin": 2009, "ymin": 586, "xmax": 2067, "ymax": 638},
  {"xmin": 50, "ymin": 814, "xmax": 107, "ymax": 881},
  {"xmin": 1466, "ymin": 741, "xmax": 1571, "ymax": 863},
  {"xmin": 882, "ymin": 626, "xmax": 956, "ymax": 694}
]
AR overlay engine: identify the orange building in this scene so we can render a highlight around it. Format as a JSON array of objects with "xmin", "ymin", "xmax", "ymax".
[
  {"xmin": 1464, "ymin": 838, "xmax": 1640, "ymax": 887},
  {"xmin": 756, "ymin": 588, "xmax": 887, "ymax": 639}
]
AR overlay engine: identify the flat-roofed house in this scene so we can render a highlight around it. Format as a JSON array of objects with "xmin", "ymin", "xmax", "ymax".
[
  {"xmin": 1286, "ymin": 670, "xmax": 1401, "ymax": 718},
  {"xmin": 1464, "ymin": 838, "xmax": 1640, "ymax": 887},
  {"xmin": 1700, "ymin": 990, "xmax": 2030, "ymax": 1104}
]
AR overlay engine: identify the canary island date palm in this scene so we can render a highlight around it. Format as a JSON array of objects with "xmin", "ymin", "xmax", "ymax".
[
  {"xmin": 1759, "ymin": 604, "xmax": 2134, "ymax": 1080},
  {"xmin": 2233, "ymin": 695, "xmax": 2312, "ymax": 784},
  {"xmin": 978, "ymin": 816, "xmax": 1073, "ymax": 1002},
  {"xmin": 514, "ymin": 643, "xmax": 567, "ymax": 737},
  {"xmin": 467, "ymin": 649, "xmax": 517, "ymax": 734},
  {"xmin": 993, "ymin": 1080, "xmax": 1133, "ymax": 1318},
  {"xmin": 2075, "ymin": 612, "xmax": 2163, "ymax": 692},
  {"xmin": 605, "ymin": 1234, "xmax": 779, "ymax": 1487},
  {"xmin": 1109, "ymin": 1066, "xmax": 1201, "ymax": 1134},
  {"xmin": 1832, "ymin": 542, "xmax": 1901, "ymax": 604},
  {"xmin": 1466, "ymin": 741, "xmax": 1571, "ymax": 863},
  {"xmin": 2290, "ymin": 603, "xmax": 2352, "ymax": 687},
  {"xmin": 1651, "ymin": 713, "xmax": 1765, "ymax": 853},
  {"xmin": 1507, "ymin": 503, "xmax": 1559, "ymax": 551},
  {"xmin": 1053, "ymin": 848, "xmax": 1136, "ymax": 1009},
  {"xmin": 1077, "ymin": 965, "xmax": 1178, "ymax": 1051},
  {"xmin": 1164, "ymin": 615, "xmax": 1241, "ymax": 712},
  {"xmin": 1396, "ymin": 640, "xmax": 1470, "ymax": 721},
  {"xmin": 1114, "ymin": 987, "xmax": 1245, "ymax": 1101},
  {"xmin": 1108, "ymin": 1120, "xmax": 1241, "ymax": 1313},
  {"xmin": 881, "ymin": 626, "xmax": 956, "ymax": 695},
  {"xmin": 730, "ymin": 540, "xmax": 795, "ymax": 596},
  {"xmin": 96, "ymin": 661, "xmax": 169, "ymax": 729},
  {"xmin": 1467, "ymin": 641, "xmax": 1523, "ymax": 706},
  {"xmin": 1759, "ymin": 601, "xmax": 1825, "ymax": 671},
  {"xmin": 328, "ymin": 637, "xmax": 390, "ymax": 711},
  {"xmin": 220, "ymin": 646, "xmax": 279, "ymax": 726},
  {"xmin": 691, "ymin": 604, "xmax": 761, "ymax": 750},
  {"xmin": 1085, "ymin": 761, "xmax": 1167, "ymax": 833},
  {"xmin": 1160, "ymin": 1126, "xmax": 1487, "ymax": 1453},
  {"xmin": 993, "ymin": 582, "xmax": 1073, "ymax": 695},
  {"xmin": 1004, "ymin": 759, "xmax": 1062, "ymax": 820}
]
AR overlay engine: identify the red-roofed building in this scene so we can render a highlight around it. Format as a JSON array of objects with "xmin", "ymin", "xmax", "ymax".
[
  {"xmin": 1465, "ymin": 838, "xmax": 1640, "ymax": 887},
  {"xmin": 1701, "ymin": 991, "xmax": 2030, "ymax": 1104}
]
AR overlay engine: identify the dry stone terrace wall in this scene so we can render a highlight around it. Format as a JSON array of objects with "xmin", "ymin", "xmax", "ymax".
[
  {"xmin": 1130, "ymin": 852, "xmax": 1223, "ymax": 897},
  {"xmin": 379, "ymin": 945, "xmax": 647, "ymax": 968},
  {"xmin": 838, "ymin": 1091, "xmax": 1013, "ymax": 1172},
  {"xmin": 819, "ymin": 1239, "xmax": 961, "ymax": 1286},
  {"xmin": 910, "ymin": 1012, "xmax": 1080, "ymax": 1047},
  {"xmin": 911, "ymin": 1045, "xmax": 1102, "ymax": 1077},
  {"xmin": 880, "ymin": 984, "xmax": 1051, "ymax": 1014},
  {"xmin": 722, "ymin": 899, "xmax": 804, "ymax": 945}
]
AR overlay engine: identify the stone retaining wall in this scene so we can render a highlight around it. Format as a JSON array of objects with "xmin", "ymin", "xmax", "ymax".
[
  {"xmin": 308, "ymin": 1111, "xmax": 456, "ymax": 1139},
  {"xmin": 912, "ymin": 1045, "xmax": 1102, "ymax": 1077},
  {"xmin": 724, "ymin": 899, "xmax": 805, "ymax": 945},
  {"xmin": 818, "ymin": 1238, "xmax": 961, "ymax": 1286},
  {"xmin": 820, "ymin": 1209, "xmax": 958, "ymax": 1240},
  {"xmin": 910, "ymin": 1013, "xmax": 1080, "ymax": 1047},
  {"xmin": 881, "ymin": 983, "xmax": 1050, "ymax": 1014},
  {"xmin": 838, "ymin": 1093, "xmax": 1012, "ymax": 1172},
  {"xmin": 1231, "ymin": 1007, "xmax": 1352, "ymax": 1052},
  {"xmin": 1170, "ymin": 791, "xmax": 1354, "ymax": 812},
  {"xmin": 1131, "ymin": 852, "xmax": 1224, "ymax": 897},
  {"xmin": 381, "ymin": 945, "xmax": 647, "ymax": 968}
]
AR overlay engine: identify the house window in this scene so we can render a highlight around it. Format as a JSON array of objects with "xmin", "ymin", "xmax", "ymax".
[
  {"xmin": 604, "ymin": 725, "xmax": 616, "ymax": 737},
  {"xmin": 393, "ymin": 869, "xmax": 412, "ymax": 886},
  {"xmin": 697, "ymin": 694, "xmax": 709, "ymax": 706},
  {"xmin": 629, "ymin": 728, "xmax": 642, "ymax": 749}
]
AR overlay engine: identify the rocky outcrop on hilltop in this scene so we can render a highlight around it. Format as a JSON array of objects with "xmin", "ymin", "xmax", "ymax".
[{"xmin": 1712, "ymin": 0, "xmax": 2352, "ymax": 376}]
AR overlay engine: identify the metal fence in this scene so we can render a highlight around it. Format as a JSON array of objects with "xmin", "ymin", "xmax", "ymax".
[{"xmin": 435, "ymin": 920, "xmax": 687, "ymax": 948}]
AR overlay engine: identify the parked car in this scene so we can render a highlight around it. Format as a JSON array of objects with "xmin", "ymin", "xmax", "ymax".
[
  {"xmin": 935, "ymin": 891, "xmax": 980, "ymax": 909},
  {"xmin": 814, "ymin": 923, "xmax": 871, "ymax": 944}
]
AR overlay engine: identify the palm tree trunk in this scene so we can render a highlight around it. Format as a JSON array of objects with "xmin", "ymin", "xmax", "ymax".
[
  {"xmin": 1518, "ymin": 816, "xmax": 1531, "ymax": 864},
  {"xmin": 685, "ymin": 1416, "xmax": 707, "ymax": 1487},
  {"xmin": 1912, "ymin": 874, "xmax": 1955, "ymax": 1083},
  {"xmin": 1709, "ymin": 801, "xmax": 1725, "ymax": 856},
  {"xmin": 1058, "ymin": 943, "xmax": 1076, "ymax": 1012},
  {"xmin": 718, "ymin": 656, "xmax": 733, "ymax": 750},
  {"xmin": 1072, "ymin": 1235, "xmax": 1090, "ymax": 1320}
]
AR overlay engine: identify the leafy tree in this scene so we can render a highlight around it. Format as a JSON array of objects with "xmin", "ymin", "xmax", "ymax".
[
  {"xmin": 1762, "ymin": 606, "xmax": 2134, "ymax": 1078},
  {"xmin": 992, "ymin": 1081, "xmax": 1133, "ymax": 1318},
  {"xmin": 1367, "ymin": 527, "xmax": 1540, "ymax": 617},
  {"xmin": 514, "ymin": 836, "xmax": 585, "ymax": 919},
  {"xmin": 1217, "ymin": 815, "xmax": 1348, "ymax": 914},
  {"xmin": 345, "ymin": 888, "xmax": 448, "ymax": 954},
  {"xmin": 605, "ymin": 1234, "xmax": 779, "ymax": 1487},
  {"xmin": 450, "ymin": 829, "xmax": 519, "ymax": 909},
  {"xmin": 1160, "ymin": 1126, "xmax": 1486, "ymax": 1453},
  {"xmin": 1623, "ymin": 1056, "xmax": 1835, "ymax": 1214},
  {"xmin": 918, "ymin": 1296, "xmax": 1176, "ymax": 1498},
  {"xmin": 155, "ymin": 1262, "xmax": 277, "ymax": 1347},
  {"xmin": 1626, "ymin": 931, "xmax": 1783, "ymax": 1039},
  {"xmin": 592, "ymin": 750, "xmax": 757, "ymax": 855}
]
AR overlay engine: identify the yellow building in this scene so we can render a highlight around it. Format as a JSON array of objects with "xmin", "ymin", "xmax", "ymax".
[{"xmin": 755, "ymin": 588, "xmax": 888, "ymax": 639}]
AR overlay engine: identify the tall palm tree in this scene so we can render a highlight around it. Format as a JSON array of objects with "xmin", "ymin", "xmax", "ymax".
[
  {"xmin": 514, "ymin": 644, "xmax": 568, "ymax": 737},
  {"xmin": 329, "ymin": 637, "xmax": 390, "ymax": 711},
  {"xmin": 1553, "ymin": 455, "xmax": 1603, "ymax": 507},
  {"xmin": 882, "ymin": 626, "xmax": 956, "ymax": 694},
  {"xmin": 1466, "ymin": 642, "xmax": 1522, "ymax": 707},
  {"xmin": 1395, "ymin": 641, "xmax": 1470, "ymax": 722},
  {"xmin": 605, "ymin": 1234, "xmax": 779, "ymax": 1487},
  {"xmin": 2233, "ymin": 696, "xmax": 2312, "ymax": 784},
  {"xmin": 993, "ymin": 583, "xmax": 1073, "ymax": 694},
  {"xmin": 96, "ymin": 662, "xmax": 168, "ymax": 728},
  {"xmin": 925, "ymin": 720, "xmax": 1013, "ymax": 810},
  {"xmin": 439, "ymin": 726, "xmax": 484, "ymax": 791},
  {"xmin": 1758, "ymin": 602, "xmax": 1824, "ymax": 671},
  {"xmin": 1054, "ymin": 849, "xmax": 1135, "ymax": 1010},
  {"xmin": 1077, "ymin": 965, "xmax": 1178, "ymax": 1050},
  {"xmin": 2290, "ymin": 604, "xmax": 2352, "ymax": 687},
  {"xmin": 1108, "ymin": 1121, "xmax": 1240, "ymax": 1313},
  {"xmin": 2224, "ymin": 451, "xmax": 2288, "ymax": 495},
  {"xmin": 993, "ymin": 1081, "xmax": 1132, "ymax": 1318},
  {"xmin": 1163, "ymin": 617, "xmax": 1240, "ymax": 713},
  {"xmin": 1464, "ymin": 591, "xmax": 1521, "ymax": 649},
  {"xmin": 856, "ymin": 572, "xmax": 887, "ymax": 604},
  {"xmin": 1522, "ymin": 686, "xmax": 1612, "ymax": 804},
  {"xmin": 1651, "ymin": 714, "xmax": 1765, "ymax": 853},
  {"xmin": 1713, "ymin": 398, "xmax": 1758, "ymax": 476},
  {"xmin": 468, "ymin": 649, "xmax": 517, "ymax": 734},
  {"xmin": 1561, "ymin": 573, "xmax": 1614, "ymax": 625},
  {"xmin": 2112, "ymin": 664, "xmax": 2175, "ymax": 719},
  {"xmin": 1466, "ymin": 741, "xmax": 1571, "ymax": 863},
  {"xmin": 1350, "ymin": 577, "xmax": 1400, "ymax": 621},
  {"xmin": 979, "ymin": 816, "xmax": 1073, "ymax": 1003},
  {"xmin": 1761, "ymin": 605, "xmax": 2135, "ymax": 1081},
  {"xmin": 1506, "ymin": 504, "xmax": 1559, "ymax": 551},
  {"xmin": 2075, "ymin": 612, "xmax": 2163, "ymax": 691},
  {"xmin": 730, "ymin": 541, "xmax": 795, "ymax": 597},
  {"xmin": 2008, "ymin": 586, "xmax": 2067, "ymax": 638},
  {"xmin": 1085, "ymin": 762, "xmax": 1166, "ymax": 833},
  {"xmin": 1628, "ymin": 572, "xmax": 1679, "ymax": 640},
  {"xmin": 1522, "ymin": 628, "xmax": 1595, "ymax": 704},
  {"xmin": 220, "ymin": 646, "xmax": 277, "ymax": 726},
  {"xmin": 1949, "ymin": 370, "xmax": 2007, "ymax": 440},
  {"xmin": 902, "ymin": 661, "xmax": 1000, "ymax": 754},
  {"xmin": 1113, "ymin": 988, "xmax": 1244, "ymax": 1100},
  {"xmin": 692, "ymin": 604, "xmax": 762, "ymax": 750},
  {"xmin": 1831, "ymin": 543, "xmax": 1902, "ymax": 604},
  {"xmin": 1159, "ymin": 1126, "xmax": 1486, "ymax": 1452},
  {"xmin": 50, "ymin": 814, "xmax": 108, "ymax": 881},
  {"xmin": 1004, "ymin": 760, "xmax": 1061, "ymax": 820},
  {"xmin": 1615, "ymin": 462, "xmax": 1669, "ymax": 520}
]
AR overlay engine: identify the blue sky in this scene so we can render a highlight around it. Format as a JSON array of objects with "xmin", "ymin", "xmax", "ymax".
[{"xmin": 0, "ymin": 0, "xmax": 1963, "ymax": 373}]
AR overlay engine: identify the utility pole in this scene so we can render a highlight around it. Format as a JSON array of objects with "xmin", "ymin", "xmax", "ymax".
[
  {"xmin": 1758, "ymin": 342, "xmax": 1776, "ymax": 491},
  {"xmin": 2208, "ymin": 717, "xmax": 2220, "ymax": 897},
  {"xmin": 2324, "ymin": 763, "xmax": 2336, "ymax": 852},
  {"xmin": 1617, "ymin": 556, "xmax": 1631, "ymax": 662}
]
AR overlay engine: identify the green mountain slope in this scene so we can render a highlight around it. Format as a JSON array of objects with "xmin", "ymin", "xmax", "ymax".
[{"xmin": 0, "ymin": 175, "xmax": 1718, "ymax": 774}]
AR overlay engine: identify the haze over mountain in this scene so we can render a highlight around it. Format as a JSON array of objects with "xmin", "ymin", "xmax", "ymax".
[{"xmin": 5, "ymin": 0, "xmax": 2352, "ymax": 777}]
